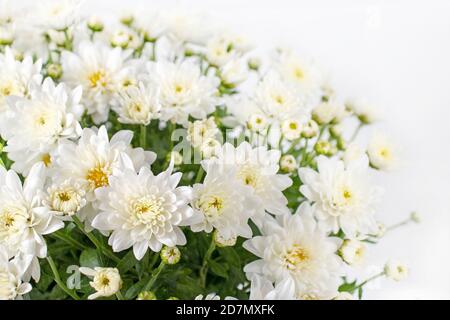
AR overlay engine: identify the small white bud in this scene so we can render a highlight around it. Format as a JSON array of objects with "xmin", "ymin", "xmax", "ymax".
[
  {"xmin": 79, "ymin": 267, "xmax": 122, "ymax": 300},
  {"xmin": 213, "ymin": 230, "xmax": 237, "ymax": 247},
  {"xmin": 301, "ymin": 120, "xmax": 319, "ymax": 138},
  {"xmin": 280, "ymin": 154, "xmax": 297, "ymax": 173},
  {"xmin": 339, "ymin": 240, "xmax": 366, "ymax": 265},
  {"xmin": 247, "ymin": 114, "xmax": 268, "ymax": 133},
  {"xmin": 160, "ymin": 246, "xmax": 181, "ymax": 265},
  {"xmin": 281, "ymin": 119, "xmax": 302, "ymax": 141},
  {"xmin": 384, "ymin": 261, "xmax": 408, "ymax": 281}
]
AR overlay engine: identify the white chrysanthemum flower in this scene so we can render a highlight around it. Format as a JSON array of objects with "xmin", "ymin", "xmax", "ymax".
[
  {"xmin": 249, "ymin": 275, "xmax": 296, "ymax": 300},
  {"xmin": 367, "ymin": 133, "xmax": 396, "ymax": 170},
  {"xmin": 0, "ymin": 163, "xmax": 64, "ymax": 260},
  {"xmin": 109, "ymin": 27, "xmax": 141, "ymax": 50},
  {"xmin": 2, "ymin": 78, "xmax": 82, "ymax": 175},
  {"xmin": 112, "ymin": 82, "xmax": 161, "ymax": 125},
  {"xmin": 203, "ymin": 142, "xmax": 292, "ymax": 225},
  {"xmin": 187, "ymin": 117, "xmax": 219, "ymax": 148},
  {"xmin": 220, "ymin": 58, "xmax": 249, "ymax": 86},
  {"xmin": 312, "ymin": 101, "xmax": 347, "ymax": 125},
  {"xmin": 199, "ymin": 138, "xmax": 222, "ymax": 159},
  {"xmin": 281, "ymin": 119, "xmax": 303, "ymax": 141},
  {"xmin": 384, "ymin": 261, "xmax": 408, "ymax": 281},
  {"xmin": 54, "ymin": 126, "xmax": 155, "ymax": 200},
  {"xmin": 346, "ymin": 98, "xmax": 380, "ymax": 124},
  {"xmin": 0, "ymin": 247, "xmax": 32, "ymax": 300},
  {"xmin": 205, "ymin": 34, "xmax": 238, "ymax": 67},
  {"xmin": 134, "ymin": 11, "xmax": 166, "ymax": 41},
  {"xmin": 0, "ymin": 47, "xmax": 42, "ymax": 115},
  {"xmin": 343, "ymin": 143, "xmax": 366, "ymax": 166},
  {"xmin": 61, "ymin": 41, "xmax": 132, "ymax": 123},
  {"xmin": 275, "ymin": 49, "xmax": 323, "ymax": 98},
  {"xmin": 247, "ymin": 113, "xmax": 269, "ymax": 133},
  {"xmin": 339, "ymin": 239, "xmax": 366, "ymax": 265},
  {"xmin": 191, "ymin": 162, "xmax": 256, "ymax": 239},
  {"xmin": 254, "ymin": 72, "xmax": 307, "ymax": 122},
  {"xmin": 243, "ymin": 203, "xmax": 343, "ymax": 300},
  {"xmin": 301, "ymin": 119, "xmax": 319, "ymax": 138},
  {"xmin": 29, "ymin": 0, "xmax": 83, "ymax": 31},
  {"xmin": 43, "ymin": 179, "xmax": 86, "ymax": 219},
  {"xmin": 92, "ymin": 157, "xmax": 195, "ymax": 260},
  {"xmin": 79, "ymin": 267, "xmax": 122, "ymax": 300},
  {"xmin": 299, "ymin": 155, "xmax": 382, "ymax": 237},
  {"xmin": 149, "ymin": 60, "xmax": 219, "ymax": 126}
]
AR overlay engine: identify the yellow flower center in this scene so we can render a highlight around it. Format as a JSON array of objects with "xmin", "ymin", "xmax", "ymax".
[
  {"xmin": 86, "ymin": 164, "xmax": 111, "ymax": 189},
  {"xmin": 88, "ymin": 70, "xmax": 107, "ymax": 88},
  {"xmin": 129, "ymin": 195, "xmax": 166, "ymax": 227},
  {"xmin": 57, "ymin": 191, "xmax": 71, "ymax": 202},
  {"xmin": 284, "ymin": 244, "xmax": 310, "ymax": 272},
  {"xmin": 41, "ymin": 154, "xmax": 52, "ymax": 167},
  {"xmin": 293, "ymin": 67, "xmax": 304, "ymax": 80}
]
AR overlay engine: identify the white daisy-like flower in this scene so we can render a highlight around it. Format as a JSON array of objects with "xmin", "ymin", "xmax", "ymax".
[
  {"xmin": 346, "ymin": 98, "xmax": 380, "ymax": 124},
  {"xmin": 194, "ymin": 293, "xmax": 236, "ymax": 300},
  {"xmin": 0, "ymin": 246, "xmax": 32, "ymax": 300},
  {"xmin": 61, "ymin": 41, "xmax": 132, "ymax": 123},
  {"xmin": 29, "ymin": 0, "xmax": 83, "ymax": 31},
  {"xmin": 275, "ymin": 49, "xmax": 323, "ymax": 98},
  {"xmin": 112, "ymin": 82, "xmax": 161, "ymax": 125},
  {"xmin": 0, "ymin": 163, "xmax": 64, "ymax": 260},
  {"xmin": 187, "ymin": 117, "xmax": 219, "ymax": 149},
  {"xmin": 79, "ymin": 267, "xmax": 122, "ymax": 300},
  {"xmin": 0, "ymin": 47, "xmax": 42, "ymax": 116},
  {"xmin": 243, "ymin": 203, "xmax": 343, "ymax": 300},
  {"xmin": 367, "ymin": 132, "xmax": 397, "ymax": 170},
  {"xmin": 299, "ymin": 155, "xmax": 382, "ymax": 237},
  {"xmin": 384, "ymin": 261, "xmax": 408, "ymax": 281},
  {"xmin": 2, "ymin": 78, "xmax": 83, "ymax": 176},
  {"xmin": 92, "ymin": 157, "xmax": 195, "ymax": 260},
  {"xmin": 43, "ymin": 179, "xmax": 86, "ymax": 219},
  {"xmin": 149, "ymin": 60, "xmax": 219, "ymax": 126},
  {"xmin": 253, "ymin": 72, "xmax": 307, "ymax": 122},
  {"xmin": 133, "ymin": 11, "xmax": 166, "ymax": 41},
  {"xmin": 249, "ymin": 275, "xmax": 296, "ymax": 300},
  {"xmin": 54, "ymin": 126, "xmax": 156, "ymax": 202},
  {"xmin": 281, "ymin": 118, "xmax": 303, "ymax": 141},
  {"xmin": 220, "ymin": 58, "xmax": 249, "ymax": 87},
  {"xmin": 203, "ymin": 142, "xmax": 292, "ymax": 225},
  {"xmin": 312, "ymin": 101, "xmax": 347, "ymax": 125},
  {"xmin": 190, "ymin": 162, "xmax": 257, "ymax": 239},
  {"xmin": 343, "ymin": 143, "xmax": 366, "ymax": 166}
]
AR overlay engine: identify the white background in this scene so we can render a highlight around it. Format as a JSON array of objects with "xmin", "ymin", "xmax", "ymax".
[{"xmin": 81, "ymin": 0, "xmax": 450, "ymax": 299}]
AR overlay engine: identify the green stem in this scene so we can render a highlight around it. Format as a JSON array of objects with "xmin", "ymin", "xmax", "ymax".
[
  {"xmin": 350, "ymin": 123, "xmax": 364, "ymax": 142},
  {"xmin": 140, "ymin": 125, "xmax": 147, "ymax": 149},
  {"xmin": 51, "ymin": 230, "xmax": 89, "ymax": 251},
  {"xmin": 194, "ymin": 166, "xmax": 205, "ymax": 184},
  {"xmin": 144, "ymin": 261, "xmax": 165, "ymax": 291},
  {"xmin": 199, "ymin": 239, "xmax": 216, "ymax": 288},
  {"xmin": 72, "ymin": 216, "xmax": 120, "ymax": 263},
  {"xmin": 46, "ymin": 256, "xmax": 80, "ymax": 300},
  {"xmin": 386, "ymin": 218, "xmax": 413, "ymax": 232},
  {"xmin": 354, "ymin": 272, "xmax": 385, "ymax": 291}
]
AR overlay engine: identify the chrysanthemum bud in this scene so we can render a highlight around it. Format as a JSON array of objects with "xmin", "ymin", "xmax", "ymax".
[
  {"xmin": 410, "ymin": 212, "xmax": 420, "ymax": 223},
  {"xmin": 47, "ymin": 63, "xmax": 63, "ymax": 80},
  {"xmin": 339, "ymin": 240, "xmax": 366, "ymax": 265},
  {"xmin": 87, "ymin": 16, "xmax": 104, "ymax": 32},
  {"xmin": 384, "ymin": 261, "xmax": 408, "ymax": 281},
  {"xmin": 314, "ymin": 140, "xmax": 335, "ymax": 156},
  {"xmin": 160, "ymin": 246, "xmax": 181, "ymax": 265},
  {"xmin": 137, "ymin": 291, "xmax": 157, "ymax": 300},
  {"xmin": 167, "ymin": 296, "xmax": 179, "ymax": 300},
  {"xmin": 248, "ymin": 57, "xmax": 261, "ymax": 71},
  {"xmin": 213, "ymin": 230, "xmax": 237, "ymax": 247},
  {"xmin": 120, "ymin": 14, "xmax": 134, "ymax": 26},
  {"xmin": 301, "ymin": 120, "xmax": 319, "ymax": 138},
  {"xmin": 280, "ymin": 154, "xmax": 297, "ymax": 173},
  {"xmin": 0, "ymin": 26, "xmax": 13, "ymax": 46},
  {"xmin": 111, "ymin": 30, "xmax": 131, "ymax": 49}
]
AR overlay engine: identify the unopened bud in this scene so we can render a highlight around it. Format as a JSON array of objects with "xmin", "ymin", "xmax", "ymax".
[
  {"xmin": 137, "ymin": 291, "xmax": 157, "ymax": 300},
  {"xmin": 47, "ymin": 63, "xmax": 63, "ymax": 80},
  {"xmin": 160, "ymin": 246, "xmax": 181, "ymax": 265},
  {"xmin": 213, "ymin": 230, "xmax": 237, "ymax": 247}
]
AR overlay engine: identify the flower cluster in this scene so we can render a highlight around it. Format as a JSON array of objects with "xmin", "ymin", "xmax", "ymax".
[{"xmin": 0, "ymin": 0, "xmax": 414, "ymax": 300}]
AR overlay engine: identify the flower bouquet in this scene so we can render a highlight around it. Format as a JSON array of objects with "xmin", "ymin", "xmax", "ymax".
[{"xmin": 0, "ymin": 0, "xmax": 416, "ymax": 300}]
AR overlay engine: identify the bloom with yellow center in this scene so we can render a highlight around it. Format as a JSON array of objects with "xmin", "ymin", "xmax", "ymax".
[
  {"xmin": 44, "ymin": 180, "xmax": 86, "ymax": 218},
  {"xmin": 79, "ymin": 267, "xmax": 122, "ymax": 300},
  {"xmin": 92, "ymin": 159, "xmax": 195, "ymax": 260},
  {"xmin": 299, "ymin": 155, "xmax": 382, "ymax": 237},
  {"xmin": 244, "ymin": 203, "xmax": 343, "ymax": 300}
]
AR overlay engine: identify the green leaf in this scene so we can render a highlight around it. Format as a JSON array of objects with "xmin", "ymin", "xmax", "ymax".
[
  {"xmin": 125, "ymin": 277, "xmax": 148, "ymax": 300},
  {"xmin": 208, "ymin": 260, "xmax": 229, "ymax": 278},
  {"xmin": 358, "ymin": 287, "xmax": 363, "ymax": 300},
  {"xmin": 80, "ymin": 249, "xmax": 100, "ymax": 268},
  {"xmin": 338, "ymin": 280, "xmax": 357, "ymax": 293},
  {"xmin": 219, "ymin": 247, "xmax": 241, "ymax": 267},
  {"xmin": 117, "ymin": 250, "xmax": 137, "ymax": 274}
]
